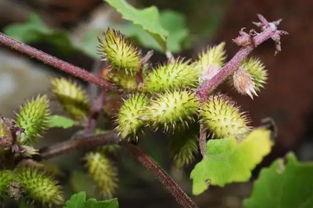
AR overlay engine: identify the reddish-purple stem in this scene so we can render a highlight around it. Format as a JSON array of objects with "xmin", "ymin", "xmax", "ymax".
[
  {"xmin": 0, "ymin": 32, "xmax": 117, "ymax": 91},
  {"xmin": 39, "ymin": 131, "xmax": 119, "ymax": 159},
  {"xmin": 196, "ymin": 23, "xmax": 281, "ymax": 101},
  {"xmin": 85, "ymin": 90, "xmax": 106, "ymax": 133},
  {"xmin": 127, "ymin": 145, "xmax": 198, "ymax": 208}
]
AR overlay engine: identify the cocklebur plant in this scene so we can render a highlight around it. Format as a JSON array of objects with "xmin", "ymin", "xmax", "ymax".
[
  {"xmin": 0, "ymin": 96, "xmax": 65, "ymax": 205},
  {"xmin": 85, "ymin": 151, "xmax": 118, "ymax": 198},
  {"xmin": 51, "ymin": 78, "xmax": 90, "ymax": 121},
  {"xmin": 231, "ymin": 57, "xmax": 267, "ymax": 98},
  {"xmin": 0, "ymin": 11, "xmax": 288, "ymax": 208},
  {"xmin": 98, "ymin": 29, "xmax": 142, "ymax": 76},
  {"xmin": 15, "ymin": 167, "xmax": 64, "ymax": 205},
  {"xmin": 0, "ymin": 170, "xmax": 13, "ymax": 202},
  {"xmin": 194, "ymin": 42, "xmax": 226, "ymax": 84},
  {"xmin": 116, "ymin": 93, "xmax": 149, "ymax": 140},
  {"xmin": 200, "ymin": 94, "xmax": 250, "ymax": 139},
  {"xmin": 16, "ymin": 95, "xmax": 50, "ymax": 145},
  {"xmin": 142, "ymin": 59, "xmax": 198, "ymax": 92}
]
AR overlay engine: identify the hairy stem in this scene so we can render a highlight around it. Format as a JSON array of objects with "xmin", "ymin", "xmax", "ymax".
[
  {"xmin": 39, "ymin": 131, "xmax": 119, "ymax": 159},
  {"xmin": 0, "ymin": 32, "xmax": 117, "ymax": 91},
  {"xmin": 127, "ymin": 144, "xmax": 199, "ymax": 208},
  {"xmin": 196, "ymin": 20, "xmax": 283, "ymax": 101}
]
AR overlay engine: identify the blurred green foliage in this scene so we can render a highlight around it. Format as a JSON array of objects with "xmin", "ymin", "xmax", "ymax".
[
  {"xmin": 65, "ymin": 192, "xmax": 118, "ymax": 208},
  {"xmin": 48, "ymin": 115, "xmax": 75, "ymax": 129},
  {"xmin": 114, "ymin": 10, "xmax": 189, "ymax": 53},
  {"xmin": 244, "ymin": 153, "xmax": 313, "ymax": 208},
  {"xmin": 4, "ymin": 14, "xmax": 80, "ymax": 55}
]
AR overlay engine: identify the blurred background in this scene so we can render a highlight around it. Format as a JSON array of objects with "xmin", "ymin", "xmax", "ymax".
[{"xmin": 0, "ymin": 0, "xmax": 312, "ymax": 207}]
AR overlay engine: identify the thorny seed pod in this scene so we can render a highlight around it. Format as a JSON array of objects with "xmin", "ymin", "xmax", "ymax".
[
  {"xmin": 232, "ymin": 58, "xmax": 267, "ymax": 99},
  {"xmin": 233, "ymin": 69, "xmax": 257, "ymax": 99},
  {"xmin": 170, "ymin": 133, "xmax": 198, "ymax": 168},
  {"xmin": 242, "ymin": 58, "xmax": 267, "ymax": 91},
  {"xmin": 194, "ymin": 42, "xmax": 226, "ymax": 73},
  {"xmin": 8, "ymin": 181, "xmax": 24, "ymax": 201},
  {"xmin": 0, "ymin": 118, "xmax": 12, "ymax": 148},
  {"xmin": 106, "ymin": 71, "xmax": 138, "ymax": 91},
  {"xmin": 201, "ymin": 94, "xmax": 250, "ymax": 138},
  {"xmin": 143, "ymin": 59, "xmax": 198, "ymax": 93},
  {"xmin": 146, "ymin": 90, "xmax": 199, "ymax": 131},
  {"xmin": 116, "ymin": 94, "xmax": 149, "ymax": 140},
  {"xmin": 0, "ymin": 170, "xmax": 13, "ymax": 201},
  {"xmin": 0, "ymin": 119, "xmax": 10, "ymax": 138},
  {"xmin": 98, "ymin": 28, "xmax": 142, "ymax": 75},
  {"xmin": 16, "ymin": 95, "xmax": 50, "ymax": 145},
  {"xmin": 51, "ymin": 78, "xmax": 90, "ymax": 121},
  {"xmin": 85, "ymin": 152, "xmax": 118, "ymax": 198},
  {"xmin": 16, "ymin": 167, "xmax": 64, "ymax": 205}
]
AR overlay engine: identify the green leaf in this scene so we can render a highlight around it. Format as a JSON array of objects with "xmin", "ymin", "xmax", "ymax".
[
  {"xmin": 65, "ymin": 192, "xmax": 118, "ymax": 208},
  {"xmin": 104, "ymin": 0, "xmax": 168, "ymax": 50},
  {"xmin": 47, "ymin": 115, "xmax": 75, "ymax": 129},
  {"xmin": 78, "ymin": 29, "xmax": 102, "ymax": 58},
  {"xmin": 65, "ymin": 192, "xmax": 87, "ymax": 208},
  {"xmin": 190, "ymin": 128, "xmax": 273, "ymax": 195},
  {"xmin": 244, "ymin": 153, "xmax": 313, "ymax": 208},
  {"xmin": 85, "ymin": 198, "xmax": 119, "ymax": 208},
  {"xmin": 5, "ymin": 14, "xmax": 76, "ymax": 55},
  {"xmin": 159, "ymin": 10, "xmax": 189, "ymax": 52},
  {"xmin": 113, "ymin": 10, "xmax": 189, "ymax": 53}
]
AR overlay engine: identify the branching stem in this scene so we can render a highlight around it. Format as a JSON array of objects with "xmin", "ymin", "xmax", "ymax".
[
  {"xmin": 0, "ymin": 15, "xmax": 286, "ymax": 208},
  {"xmin": 196, "ymin": 15, "xmax": 287, "ymax": 101},
  {"xmin": 38, "ymin": 133, "xmax": 198, "ymax": 208},
  {"xmin": 0, "ymin": 32, "xmax": 117, "ymax": 91}
]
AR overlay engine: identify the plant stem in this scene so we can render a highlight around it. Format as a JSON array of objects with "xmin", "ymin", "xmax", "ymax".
[
  {"xmin": 39, "ymin": 131, "xmax": 119, "ymax": 159},
  {"xmin": 0, "ymin": 32, "xmax": 117, "ymax": 91},
  {"xmin": 85, "ymin": 90, "xmax": 106, "ymax": 133},
  {"xmin": 127, "ymin": 144, "xmax": 199, "ymax": 208},
  {"xmin": 196, "ymin": 17, "xmax": 285, "ymax": 101},
  {"xmin": 199, "ymin": 123, "xmax": 207, "ymax": 157},
  {"xmin": 38, "ymin": 134, "xmax": 198, "ymax": 208}
]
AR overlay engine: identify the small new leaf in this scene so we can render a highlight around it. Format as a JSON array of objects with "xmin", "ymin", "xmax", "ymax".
[
  {"xmin": 143, "ymin": 59, "xmax": 198, "ymax": 93},
  {"xmin": 190, "ymin": 128, "xmax": 273, "ymax": 195},
  {"xmin": 201, "ymin": 94, "xmax": 250, "ymax": 138},
  {"xmin": 47, "ymin": 115, "xmax": 75, "ymax": 129},
  {"xmin": 244, "ymin": 153, "xmax": 313, "ymax": 208},
  {"xmin": 98, "ymin": 29, "xmax": 141, "ymax": 75},
  {"xmin": 51, "ymin": 78, "xmax": 90, "ymax": 121},
  {"xmin": 16, "ymin": 95, "xmax": 50, "ymax": 145},
  {"xmin": 85, "ymin": 152, "xmax": 118, "ymax": 198}
]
